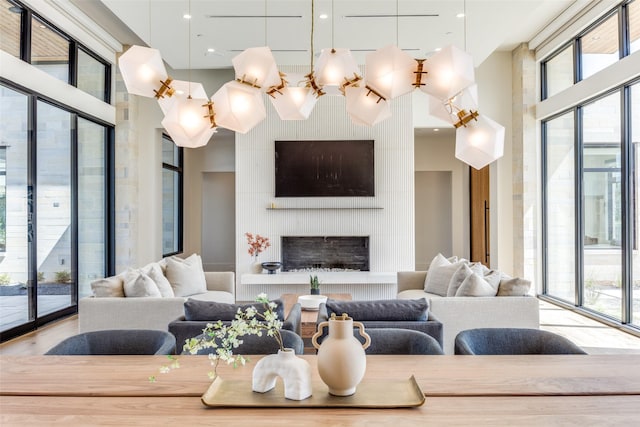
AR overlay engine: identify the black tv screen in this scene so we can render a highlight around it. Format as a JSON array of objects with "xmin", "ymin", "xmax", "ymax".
[{"xmin": 275, "ymin": 140, "xmax": 374, "ymax": 197}]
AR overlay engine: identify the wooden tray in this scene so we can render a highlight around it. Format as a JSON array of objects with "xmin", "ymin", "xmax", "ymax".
[{"xmin": 201, "ymin": 375, "xmax": 425, "ymax": 408}]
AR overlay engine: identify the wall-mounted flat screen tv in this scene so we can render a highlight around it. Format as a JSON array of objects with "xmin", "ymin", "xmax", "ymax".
[{"xmin": 275, "ymin": 140, "xmax": 374, "ymax": 197}]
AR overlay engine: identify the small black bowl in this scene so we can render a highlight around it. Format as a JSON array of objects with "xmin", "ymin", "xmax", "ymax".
[{"xmin": 261, "ymin": 262, "xmax": 282, "ymax": 274}]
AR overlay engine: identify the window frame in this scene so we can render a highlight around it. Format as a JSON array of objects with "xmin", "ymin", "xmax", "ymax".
[
  {"xmin": 541, "ymin": 0, "xmax": 636, "ymax": 101},
  {"xmin": 4, "ymin": 0, "xmax": 111, "ymax": 103},
  {"xmin": 161, "ymin": 134, "xmax": 184, "ymax": 258}
]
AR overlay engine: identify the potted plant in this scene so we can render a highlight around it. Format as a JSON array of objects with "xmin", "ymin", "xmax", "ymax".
[{"xmin": 310, "ymin": 275, "xmax": 320, "ymax": 295}]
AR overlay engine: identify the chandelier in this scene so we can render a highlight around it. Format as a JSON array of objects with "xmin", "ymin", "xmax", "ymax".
[{"xmin": 117, "ymin": 0, "xmax": 504, "ymax": 170}]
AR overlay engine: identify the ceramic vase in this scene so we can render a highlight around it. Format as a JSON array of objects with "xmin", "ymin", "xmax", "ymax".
[
  {"xmin": 252, "ymin": 348, "xmax": 312, "ymax": 400},
  {"xmin": 310, "ymin": 288, "xmax": 320, "ymax": 295},
  {"xmin": 250, "ymin": 256, "xmax": 263, "ymax": 274},
  {"xmin": 311, "ymin": 313, "xmax": 371, "ymax": 396}
]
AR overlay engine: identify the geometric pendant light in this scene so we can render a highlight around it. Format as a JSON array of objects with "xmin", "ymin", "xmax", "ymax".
[
  {"xmin": 364, "ymin": 45, "xmax": 416, "ymax": 100},
  {"xmin": 158, "ymin": 80, "xmax": 208, "ymax": 114},
  {"xmin": 345, "ymin": 86, "xmax": 392, "ymax": 126},
  {"xmin": 232, "ymin": 46, "xmax": 282, "ymax": 90},
  {"xmin": 161, "ymin": 96, "xmax": 216, "ymax": 148},
  {"xmin": 118, "ymin": 45, "xmax": 172, "ymax": 98},
  {"xmin": 314, "ymin": 48, "xmax": 361, "ymax": 89},
  {"xmin": 455, "ymin": 114, "xmax": 505, "ymax": 170},
  {"xmin": 421, "ymin": 44, "xmax": 475, "ymax": 101},
  {"xmin": 211, "ymin": 81, "xmax": 266, "ymax": 134}
]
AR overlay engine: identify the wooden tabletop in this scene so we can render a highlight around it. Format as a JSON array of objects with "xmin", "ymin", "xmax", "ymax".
[
  {"xmin": 2, "ymin": 354, "xmax": 640, "ymax": 397},
  {"xmin": 2, "ymin": 355, "xmax": 640, "ymax": 425}
]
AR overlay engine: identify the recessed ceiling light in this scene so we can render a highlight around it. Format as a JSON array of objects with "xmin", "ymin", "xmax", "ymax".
[
  {"xmin": 319, "ymin": 13, "xmax": 328, "ymax": 19},
  {"xmin": 434, "ymin": 47, "xmax": 442, "ymax": 52},
  {"xmin": 207, "ymin": 48, "xmax": 215, "ymax": 53},
  {"xmin": 183, "ymin": 13, "xmax": 192, "ymax": 19},
  {"xmin": 434, "ymin": 128, "xmax": 440, "ymax": 132},
  {"xmin": 456, "ymin": 13, "xmax": 465, "ymax": 18}
]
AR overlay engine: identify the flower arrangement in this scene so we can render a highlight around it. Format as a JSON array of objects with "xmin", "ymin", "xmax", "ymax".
[
  {"xmin": 150, "ymin": 293, "xmax": 283, "ymax": 382},
  {"xmin": 245, "ymin": 232, "xmax": 270, "ymax": 258}
]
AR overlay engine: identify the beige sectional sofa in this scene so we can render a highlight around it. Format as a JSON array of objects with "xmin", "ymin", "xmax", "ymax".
[
  {"xmin": 397, "ymin": 271, "xmax": 540, "ymax": 354},
  {"xmin": 79, "ymin": 254, "xmax": 235, "ymax": 332}
]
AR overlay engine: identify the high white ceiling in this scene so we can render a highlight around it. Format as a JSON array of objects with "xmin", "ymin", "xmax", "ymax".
[{"xmin": 84, "ymin": 0, "xmax": 576, "ymax": 70}]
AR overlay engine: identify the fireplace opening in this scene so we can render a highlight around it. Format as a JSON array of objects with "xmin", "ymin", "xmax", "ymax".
[{"xmin": 281, "ymin": 236, "xmax": 369, "ymax": 272}]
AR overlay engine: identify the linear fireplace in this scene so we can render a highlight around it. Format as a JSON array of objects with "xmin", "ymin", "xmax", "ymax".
[{"xmin": 281, "ymin": 236, "xmax": 370, "ymax": 272}]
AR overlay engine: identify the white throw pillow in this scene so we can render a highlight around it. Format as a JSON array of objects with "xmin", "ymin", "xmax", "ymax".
[
  {"xmin": 144, "ymin": 262, "xmax": 175, "ymax": 298},
  {"xmin": 447, "ymin": 263, "xmax": 484, "ymax": 297},
  {"xmin": 455, "ymin": 273, "xmax": 499, "ymax": 297},
  {"xmin": 123, "ymin": 269, "xmax": 162, "ymax": 298},
  {"xmin": 165, "ymin": 253, "xmax": 207, "ymax": 297},
  {"xmin": 424, "ymin": 254, "xmax": 466, "ymax": 297},
  {"xmin": 90, "ymin": 275, "xmax": 125, "ymax": 297}
]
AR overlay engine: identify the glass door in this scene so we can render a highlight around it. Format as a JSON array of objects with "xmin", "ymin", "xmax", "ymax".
[
  {"xmin": 0, "ymin": 85, "xmax": 31, "ymax": 332},
  {"xmin": 36, "ymin": 100, "xmax": 74, "ymax": 317}
]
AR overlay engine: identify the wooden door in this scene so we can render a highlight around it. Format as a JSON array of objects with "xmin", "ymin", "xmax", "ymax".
[{"xmin": 470, "ymin": 166, "xmax": 490, "ymax": 266}]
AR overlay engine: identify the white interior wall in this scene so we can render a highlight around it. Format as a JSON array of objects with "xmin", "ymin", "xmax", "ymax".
[
  {"xmin": 414, "ymin": 131, "xmax": 469, "ymax": 260},
  {"xmin": 475, "ymin": 51, "xmax": 514, "ymax": 272}
]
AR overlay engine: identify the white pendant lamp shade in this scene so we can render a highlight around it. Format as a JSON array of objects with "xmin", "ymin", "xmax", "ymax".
[
  {"xmin": 232, "ymin": 47, "xmax": 282, "ymax": 90},
  {"xmin": 314, "ymin": 48, "xmax": 361, "ymax": 88},
  {"xmin": 118, "ymin": 45, "xmax": 168, "ymax": 97},
  {"xmin": 161, "ymin": 97, "xmax": 215, "ymax": 148},
  {"xmin": 345, "ymin": 86, "xmax": 392, "ymax": 126},
  {"xmin": 212, "ymin": 80, "xmax": 266, "ymax": 134},
  {"xmin": 421, "ymin": 44, "xmax": 475, "ymax": 101},
  {"xmin": 158, "ymin": 80, "xmax": 207, "ymax": 114},
  {"xmin": 427, "ymin": 95, "xmax": 455, "ymax": 124},
  {"xmin": 455, "ymin": 115, "xmax": 505, "ymax": 170},
  {"xmin": 270, "ymin": 86, "xmax": 317, "ymax": 120},
  {"xmin": 365, "ymin": 45, "xmax": 416, "ymax": 100}
]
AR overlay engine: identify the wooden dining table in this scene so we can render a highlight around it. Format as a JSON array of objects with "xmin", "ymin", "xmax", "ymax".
[{"xmin": 1, "ymin": 354, "xmax": 640, "ymax": 425}]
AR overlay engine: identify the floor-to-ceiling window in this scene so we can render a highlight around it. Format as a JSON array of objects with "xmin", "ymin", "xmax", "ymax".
[
  {"xmin": 0, "ymin": 0, "xmax": 113, "ymax": 341},
  {"xmin": 541, "ymin": 0, "xmax": 639, "ymax": 333}
]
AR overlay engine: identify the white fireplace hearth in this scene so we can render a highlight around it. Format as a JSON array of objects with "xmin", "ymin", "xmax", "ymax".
[{"xmin": 238, "ymin": 272, "xmax": 396, "ymax": 302}]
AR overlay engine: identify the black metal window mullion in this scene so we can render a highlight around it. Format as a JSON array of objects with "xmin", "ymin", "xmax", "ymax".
[
  {"xmin": 621, "ymin": 84, "xmax": 633, "ymax": 324},
  {"xmin": 27, "ymin": 93, "xmax": 37, "ymax": 323},
  {"xmin": 541, "ymin": 120, "xmax": 549, "ymax": 296},
  {"xmin": 69, "ymin": 40, "xmax": 78, "ymax": 88},
  {"xmin": 106, "ymin": 126, "xmax": 116, "ymax": 277},
  {"xmin": 575, "ymin": 107, "xmax": 584, "ymax": 307},
  {"xmin": 620, "ymin": 2, "xmax": 630, "ymax": 58},
  {"xmin": 20, "ymin": 5, "xmax": 31, "ymax": 62},
  {"xmin": 70, "ymin": 114, "xmax": 79, "ymax": 307}
]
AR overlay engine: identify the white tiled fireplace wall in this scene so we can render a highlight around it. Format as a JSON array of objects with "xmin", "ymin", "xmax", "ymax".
[{"xmin": 235, "ymin": 67, "xmax": 415, "ymax": 300}]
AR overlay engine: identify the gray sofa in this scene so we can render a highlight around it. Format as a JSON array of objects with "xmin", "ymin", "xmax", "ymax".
[
  {"xmin": 315, "ymin": 299, "xmax": 444, "ymax": 349},
  {"xmin": 397, "ymin": 271, "xmax": 540, "ymax": 354},
  {"xmin": 79, "ymin": 271, "xmax": 235, "ymax": 332},
  {"xmin": 168, "ymin": 299, "xmax": 302, "ymax": 351}
]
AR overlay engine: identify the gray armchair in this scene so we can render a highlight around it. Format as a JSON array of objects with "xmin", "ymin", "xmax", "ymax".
[
  {"xmin": 169, "ymin": 299, "xmax": 302, "ymax": 351},
  {"xmin": 315, "ymin": 298, "xmax": 443, "ymax": 347},
  {"xmin": 358, "ymin": 328, "xmax": 444, "ymax": 355},
  {"xmin": 454, "ymin": 328, "xmax": 587, "ymax": 355},
  {"xmin": 45, "ymin": 329, "xmax": 176, "ymax": 355}
]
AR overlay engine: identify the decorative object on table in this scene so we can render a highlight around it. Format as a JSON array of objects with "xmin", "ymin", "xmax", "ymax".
[
  {"xmin": 297, "ymin": 294, "xmax": 327, "ymax": 311},
  {"xmin": 252, "ymin": 347, "xmax": 312, "ymax": 400},
  {"xmin": 309, "ymin": 274, "xmax": 320, "ymax": 295},
  {"xmin": 153, "ymin": 293, "xmax": 312, "ymax": 401},
  {"xmin": 261, "ymin": 261, "xmax": 282, "ymax": 274},
  {"xmin": 311, "ymin": 313, "xmax": 371, "ymax": 396},
  {"xmin": 245, "ymin": 232, "xmax": 270, "ymax": 273}
]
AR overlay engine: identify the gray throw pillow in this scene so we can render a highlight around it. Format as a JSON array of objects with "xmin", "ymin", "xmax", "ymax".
[
  {"xmin": 497, "ymin": 277, "xmax": 532, "ymax": 296},
  {"xmin": 184, "ymin": 299, "xmax": 285, "ymax": 322},
  {"xmin": 325, "ymin": 298, "xmax": 429, "ymax": 321}
]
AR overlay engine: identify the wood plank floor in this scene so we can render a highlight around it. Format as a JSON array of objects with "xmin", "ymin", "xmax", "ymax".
[{"xmin": 1, "ymin": 299, "xmax": 640, "ymax": 355}]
